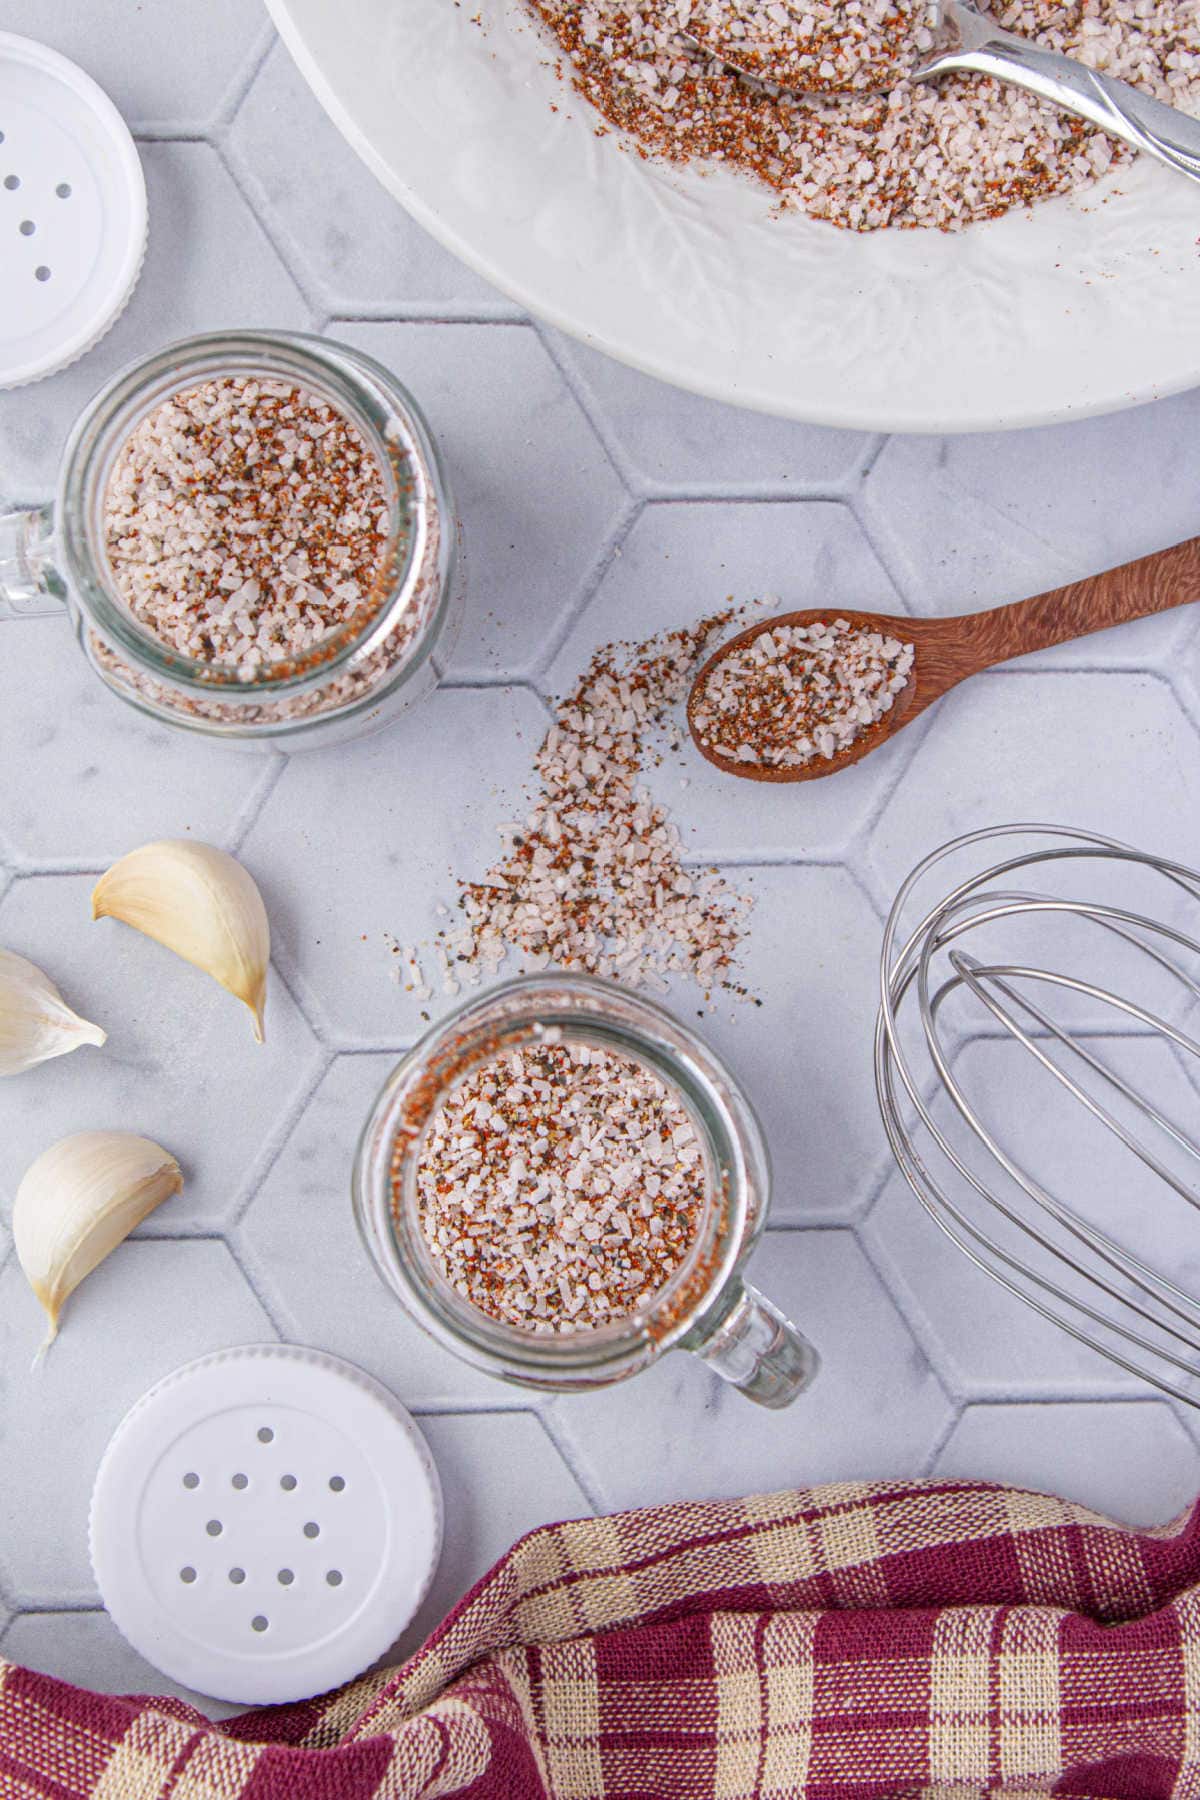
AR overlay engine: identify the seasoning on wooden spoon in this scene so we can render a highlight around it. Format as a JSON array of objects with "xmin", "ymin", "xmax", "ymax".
[
  {"xmin": 688, "ymin": 536, "xmax": 1200, "ymax": 785},
  {"xmin": 689, "ymin": 617, "xmax": 914, "ymax": 771}
]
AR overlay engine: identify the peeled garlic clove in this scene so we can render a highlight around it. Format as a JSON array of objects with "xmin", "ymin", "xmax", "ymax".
[
  {"xmin": 93, "ymin": 840, "xmax": 269, "ymax": 1043},
  {"xmin": 0, "ymin": 947, "xmax": 107, "ymax": 1076},
  {"xmin": 14, "ymin": 1130, "xmax": 183, "ymax": 1356}
]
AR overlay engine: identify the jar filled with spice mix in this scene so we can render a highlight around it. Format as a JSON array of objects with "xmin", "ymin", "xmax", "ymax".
[
  {"xmin": 0, "ymin": 330, "xmax": 462, "ymax": 749},
  {"xmin": 353, "ymin": 973, "xmax": 818, "ymax": 1407}
]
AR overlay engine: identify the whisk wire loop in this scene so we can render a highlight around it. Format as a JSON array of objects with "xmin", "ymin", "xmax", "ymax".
[
  {"xmin": 935, "ymin": 960, "xmax": 1200, "ymax": 1344},
  {"xmin": 876, "ymin": 823, "xmax": 1200, "ymax": 1407},
  {"xmin": 950, "ymin": 963, "xmax": 1200, "ymax": 1240}
]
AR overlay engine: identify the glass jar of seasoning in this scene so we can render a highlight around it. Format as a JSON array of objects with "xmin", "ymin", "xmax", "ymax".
[
  {"xmin": 353, "ymin": 973, "xmax": 818, "ymax": 1409},
  {"xmin": 0, "ymin": 330, "xmax": 462, "ymax": 751}
]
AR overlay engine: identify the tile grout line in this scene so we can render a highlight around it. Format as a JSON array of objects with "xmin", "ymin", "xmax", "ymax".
[
  {"xmin": 534, "ymin": 1408, "xmax": 606, "ymax": 1513},
  {"xmin": 226, "ymin": 1041, "xmax": 335, "ymax": 1234},
  {"xmin": 132, "ymin": 128, "xmax": 211, "ymax": 146},
  {"xmin": 211, "ymin": 136, "xmax": 326, "ymax": 321},
  {"xmin": 961, "ymin": 1387, "xmax": 1184, "ymax": 1409},
  {"xmin": 0, "ymin": 1602, "xmax": 106, "ymax": 1620},
  {"xmin": 855, "ymin": 434, "xmax": 890, "ymax": 483},
  {"xmin": 842, "ymin": 486, "xmax": 916, "ymax": 613},
  {"xmin": 226, "ymin": 754, "xmax": 286, "ymax": 855},
  {"xmin": 636, "ymin": 488, "xmax": 855, "ymax": 510},
  {"xmin": 226, "ymin": 1046, "xmax": 338, "ymax": 1235},
  {"xmin": 211, "ymin": 13, "xmax": 279, "ymax": 130},
  {"xmin": 330, "ymin": 305, "xmax": 531, "ymax": 326},
  {"xmin": 5, "ymin": 859, "xmax": 110, "ymax": 880},
  {"xmin": 438, "ymin": 675, "xmax": 554, "ymax": 707},
  {"xmin": 682, "ymin": 850, "xmax": 881, "ymax": 872},
  {"xmin": 920, "ymin": 1403, "xmax": 965, "ymax": 1478},
  {"xmin": 529, "ymin": 319, "xmax": 642, "ymax": 498},
  {"xmin": 411, "ymin": 1401, "xmax": 543, "ymax": 1418},
  {"xmin": 531, "ymin": 494, "xmax": 645, "ymax": 681},
  {"xmin": 625, "ymin": 479, "xmax": 870, "ymax": 504}
]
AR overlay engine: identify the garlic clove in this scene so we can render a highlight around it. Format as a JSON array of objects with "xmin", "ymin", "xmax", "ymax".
[
  {"xmin": 92, "ymin": 840, "xmax": 269, "ymax": 1043},
  {"xmin": 0, "ymin": 947, "xmax": 106, "ymax": 1076},
  {"xmin": 14, "ymin": 1130, "xmax": 183, "ymax": 1357}
]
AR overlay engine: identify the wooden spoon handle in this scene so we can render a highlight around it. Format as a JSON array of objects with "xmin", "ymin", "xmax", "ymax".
[{"xmin": 953, "ymin": 535, "xmax": 1200, "ymax": 674}]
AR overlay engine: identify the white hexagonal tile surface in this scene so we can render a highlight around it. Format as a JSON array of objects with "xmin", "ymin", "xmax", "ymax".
[
  {"xmin": 864, "ymin": 672, "xmax": 1200, "ymax": 913},
  {"xmin": 392, "ymin": 1414, "xmax": 592, "ymax": 1663},
  {"xmin": 865, "ymin": 1171, "xmax": 1144, "ymax": 1402},
  {"xmin": 335, "ymin": 321, "xmax": 629, "ymax": 681},
  {"xmin": 670, "ymin": 864, "xmax": 889, "ymax": 1224},
  {"xmin": 5, "ymin": 0, "xmax": 1200, "ymax": 1713},
  {"xmin": 864, "ymin": 1032, "xmax": 1200, "ymax": 1400},
  {"xmin": 229, "ymin": 45, "xmax": 520, "ymax": 317},
  {"xmin": 0, "ymin": 623, "xmax": 277, "ymax": 865},
  {"xmin": 0, "ymin": 1612, "xmax": 241, "ymax": 1719},
  {"xmin": 861, "ymin": 423, "xmax": 1200, "ymax": 673},
  {"xmin": 236, "ymin": 1054, "xmax": 520, "ymax": 1405},
  {"xmin": 0, "ymin": 2, "xmax": 268, "ymax": 133},
  {"xmin": 930, "ymin": 391, "xmax": 1200, "ymax": 584},
  {"xmin": 0, "ymin": 1244, "xmax": 276, "ymax": 1606},
  {"xmin": 0, "ymin": 873, "xmax": 321, "ymax": 1233},
  {"xmin": 934, "ymin": 1402, "xmax": 1200, "ymax": 1528},
  {"xmin": 546, "ymin": 331, "xmax": 873, "ymax": 494},
  {"xmin": 239, "ymin": 684, "xmax": 549, "ymax": 1043},
  {"xmin": 546, "ymin": 1231, "xmax": 952, "ymax": 1511}
]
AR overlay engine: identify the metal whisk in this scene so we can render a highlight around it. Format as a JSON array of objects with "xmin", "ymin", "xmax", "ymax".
[{"xmin": 875, "ymin": 822, "xmax": 1200, "ymax": 1407}]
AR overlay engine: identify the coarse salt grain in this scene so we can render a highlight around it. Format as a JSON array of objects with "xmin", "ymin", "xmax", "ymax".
[
  {"xmin": 409, "ymin": 1040, "xmax": 707, "ymax": 1333},
  {"xmin": 691, "ymin": 618, "xmax": 914, "ymax": 767},
  {"xmin": 525, "ymin": 0, "xmax": 1200, "ymax": 232}
]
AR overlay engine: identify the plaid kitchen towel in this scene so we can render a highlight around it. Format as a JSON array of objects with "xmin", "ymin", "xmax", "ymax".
[{"xmin": 4, "ymin": 1478, "xmax": 1200, "ymax": 1800}]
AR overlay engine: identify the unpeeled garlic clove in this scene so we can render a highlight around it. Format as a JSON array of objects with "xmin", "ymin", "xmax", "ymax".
[
  {"xmin": 0, "ymin": 947, "xmax": 106, "ymax": 1076},
  {"xmin": 14, "ymin": 1130, "xmax": 183, "ymax": 1358},
  {"xmin": 92, "ymin": 840, "xmax": 269, "ymax": 1042}
]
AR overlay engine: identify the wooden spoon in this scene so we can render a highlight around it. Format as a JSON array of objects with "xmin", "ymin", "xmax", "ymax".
[{"xmin": 687, "ymin": 536, "xmax": 1200, "ymax": 784}]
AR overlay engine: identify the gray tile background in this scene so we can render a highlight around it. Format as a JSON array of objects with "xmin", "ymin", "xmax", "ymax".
[{"xmin": 3, "ymin": 1, "xmax": 1200, "ymax": 1714}]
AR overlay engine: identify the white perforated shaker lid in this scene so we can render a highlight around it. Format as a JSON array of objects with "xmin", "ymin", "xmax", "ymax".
[
  {"xmin": 89, "ymin": 1345, "xmax": 443, "ymax": 1707},
  {"xmin": 0, "ymin": 33, "xmax": 146, "ymax": 388}
]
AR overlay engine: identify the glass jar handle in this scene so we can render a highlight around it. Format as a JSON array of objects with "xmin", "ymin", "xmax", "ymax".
[
  {"xmin": 684, "ymin": 1279, "xmax": 818, "ymax": 1409},
  {"xmin": 0, "ymin": 503, "xmax": 67, "ymax": 618}
]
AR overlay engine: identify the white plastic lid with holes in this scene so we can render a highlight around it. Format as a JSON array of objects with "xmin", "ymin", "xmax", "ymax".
[
  {"xmin": 89, "ymin": 1345, "xmax": 443, "ymax": 1707},
  {"xmin": 0, "ymin": 32, "xmax": 146, "ymax": 389}
]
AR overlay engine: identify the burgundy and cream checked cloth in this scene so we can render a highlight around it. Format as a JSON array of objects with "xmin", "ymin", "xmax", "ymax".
[{"xmin": 4, "ymin": 1477, "xmax": 1200, "ymax": 1799}]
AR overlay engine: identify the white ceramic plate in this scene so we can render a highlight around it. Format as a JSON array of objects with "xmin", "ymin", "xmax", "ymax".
[{"xmin": 266, "ymin": 0, "xmax": 1200, "ymax": 432}]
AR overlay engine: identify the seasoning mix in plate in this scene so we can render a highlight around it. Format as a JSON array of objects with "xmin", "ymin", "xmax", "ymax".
[
  {"xmin": 409, "ymin": 1038, "xmax": 708, "ymax": 1334},
  {"xmin": 525, "ymin": 0, "xmax": 1200, "ymax": 231}
]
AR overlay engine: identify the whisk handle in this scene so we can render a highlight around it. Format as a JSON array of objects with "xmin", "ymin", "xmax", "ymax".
[{"xmin": 954, "ymin": 535, "xmax": 1200, "ymax": 672}]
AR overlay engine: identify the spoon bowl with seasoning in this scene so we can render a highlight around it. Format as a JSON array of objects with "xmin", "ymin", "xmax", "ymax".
[
  {"xmin": 687, "ymin": 535, "xmax": 1200, "ymax": 784},
  {"xmin": 684, "ymin": 0, "xmax": 1200, "ymax": 187}
]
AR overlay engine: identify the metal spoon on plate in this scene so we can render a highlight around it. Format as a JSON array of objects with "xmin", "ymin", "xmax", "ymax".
[
  {"xmin": 685, "ymin": 0, "xmax": 1200, "ymax": 186},
  {"xmin": 686, "ymin": 535, "xmax": 1200, "ymax": 784}
]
